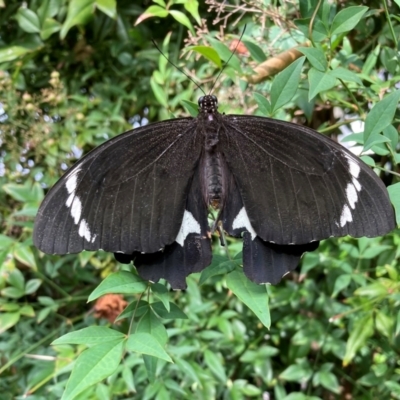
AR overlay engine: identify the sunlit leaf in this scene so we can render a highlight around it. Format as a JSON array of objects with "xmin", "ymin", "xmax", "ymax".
[{"xmin": 226, "ymin": 269, "xmax": 270, "ymax": 328}]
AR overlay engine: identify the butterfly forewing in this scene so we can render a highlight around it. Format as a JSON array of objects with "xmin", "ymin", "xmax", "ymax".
[
  {"xmin": 33, "ymin": 118, "xmax": 203, "ymax": 255},
  {"xmin": 220, "ymin": 115, "xmax": 395, "ymax": 244}
]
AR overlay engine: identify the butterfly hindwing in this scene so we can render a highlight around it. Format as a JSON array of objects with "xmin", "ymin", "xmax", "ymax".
[
  {"xmin": 221, "ymin": 115, "xmax": 395, "ymax": 244},
  {"xmin": 242, "ymin": 234, "xmax": 319, "ymax": 284},
  {"xmin": 220, "ymin": 171, "xmax": 319, "ymax": 284},
  {"xmin": 130, "ymin": 167, "xmax": 212, "ymax": 289},
  {"xmin": 33, "ymin": 118, "xmax": 203, "ymax": 255}
]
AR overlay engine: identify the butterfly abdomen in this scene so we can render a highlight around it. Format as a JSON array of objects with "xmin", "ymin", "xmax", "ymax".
[{"xmin": 202, "ymin": 150, "xmax": 228, "ymax": 210}]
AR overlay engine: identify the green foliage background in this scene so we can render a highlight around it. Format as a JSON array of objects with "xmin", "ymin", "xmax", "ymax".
[{"xmin": 1, "ymin": 0, "xmax": 400, "ymax": 399}]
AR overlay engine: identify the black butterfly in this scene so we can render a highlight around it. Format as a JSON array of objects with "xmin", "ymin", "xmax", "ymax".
[{"xmin": 33, "ymin": 95, "xmax": 395, "ymax": 289}]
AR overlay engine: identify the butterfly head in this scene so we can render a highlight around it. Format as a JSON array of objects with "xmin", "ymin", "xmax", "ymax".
[{"xmin": 198, "ymin": 95, "xmax": 218, "ymax": 114}]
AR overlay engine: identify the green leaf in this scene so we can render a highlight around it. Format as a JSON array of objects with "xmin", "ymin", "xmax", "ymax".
[
  {"xmin": 362, "ymin": 45, "xmax": 380, "ymax": 75},
  {"xmin": 204, "ymin": 349, "xmax": 226, "ymax": 382},
  {"xmin": 363, "ymin": 134, "xmax": 391, "ymax": 151},
  {"xmin": 226, "ymin": 269, "xmax": 270, "ymax": 328},
  {"xmin": 151, "ymin": 283, "xmax": 170, "ymax": 312},
  {"xmin": 37, "ymin": 307, "xmax": 53, "ymax": 323},
  {"xmin": 122, "ymin": 366, "xmax": 136, "ymax": 392},
  {"xmin": 242, "ymin": 40, "xmax": 266, "ymax": 63},
  {"xmin": 341, "ymin": 132, "xmax": 364, "ymax": 144},
  {"xmin": 361, "ymin": 245, "xmax": 392, "ymax": 259},
  {"xmin": 169, "ymin": 10, "xmax": 194, "ymax": 34},
  {"xmin": 1, "ymin": 305, "xmax": 21, "ymax": 314},
  {"xmin": 150, "ymin": 76, "xmax": 168, "ymax": 107},
  {"xmin": 126, "ymin": 332, "xmax": 173, "ymax": 362},
  {"xmin": 330, "ymin": 6, "xmax": 368, "ymax": 35},
  {"xmin": 16, "ymin": 8, "xmax": 41, "ymax": 33},
  {"xmin": 151, "ymin": 301, "xmax": 187, "ymax": 319},
  {"xmin": 1, "ymin": 287, "xmax": 25, "ymax": 299},
  {"xmin": 281, "ymin": 394, "xmax": 307, "ymax": 400},
  {"xmin": 175, "ymin": 358, "xmax": 201, "ymax": 385},
  {"xmin": 0, "ymin": 312, "xmax": 20, "ymax": 334},
  {"xmin": 343, "ymin": 314, "xmax": 373, "ymax": 366},
  {"xmin": 13, "ymin": 204, "xmax": 40, "ymax": 217},
  {"xmin": 3, "ymin": 182, "xmax": 43, "ymax": 203},
  {"xmin": 308, "ymin": 68, "xmax": 337, "ymax": 100},
  {"xmin": 280, "ymin": 363, "xmax": 312, "ymax": 381},
  {"xmin": 136, "ymin": 309, "xmax": 168, "ymax": 346},
  {"xmin": 115, "ymin": 300, "xmax": 148, "ymax": 321},
  {"xmin": 199, "ymin": 256, "xmax": 236, "ymax": 285},
  {"xmin": 190, "ymin": 46, "xmax": 222, "ymax": 68},
  {"xmin": 0, "ymin": 46, "xmax": 32, "ymax": 63},
  {"xmin": 25, "ymin": 279, "xmax": 42, "ymax": 295},
  {"xmin": 40, "ymin": 17, "xmax": 61, "ymax": 40},
  {"xmin": 61, "ymin": 339, "xmax": 124, "ymax": 400},
  {"xmin": 301, "ymin": 252, "xmax": 320, "ymax": 273},
  {"xmin": 136, "ymin": 5, "xmax": 168, "ymax": 24},
  {"xmin": 388, "ymin": 183, "xmax": 400, "ymax": 225},
  {"xmin": 20, "ymin": 305, "xmax": 35, "ymax": 317},
  {"xmin": 60, "ymin": 0, "xmax": 95, "ymax": 39},
  {"xmin": 354, "ymin": 282, "xmax": 388, "ymax": 298},
  {"xmin": 270, "ymin": 57, "xmax": 305, "ymax": 113},
  {"xmin": 329, "ymin": 67, "xmax": 362, "ymax": 84},
  {"xmin": 385, "ymin": 381, "xmax": 400, "ymax": 395},
  {"xmin": 143, "ymin": 355, "xmax": 158, "ymax": 382},
  {"xmin": 52, "ymin": 326, "xmax": 125, "ymax": 346},
  {"xmin": 184, "ymin": 0, "xmax": 201, "ymax": 25},
  {"xmin": 383, "ymin": 125, "xmax": 399, "ymax": 150},
  {"xmin": 295, "ymin": 17, "xmax": 329, "ymax": 41},
  {"xmin": 38, "ymin": 0, "xmax": 62, "ymax": 22},
  {"xmin": 0, "ymin": 234, "xmax": 15, "ymax": 249},
  {"xmin": 208, "ymin": 37, "xmax": 242, "ymax": 73},
  {"xmin": 6, "ymin": 268, "xmax": 25, "ymax": 291},
  {"xmin": 253, "ymin": 93, "xmax": 271, "ymax": 116},
  {"xmin": 297, "ymin": 47, "xmax": 327, "ymax": 71},
  {"xmin": 14, "ymin": 244, "xmax": 37, "ymax": 269},
  {"xmin": 181, "ymin": 100, "xmax": 198, "ymax": 117},
  {"xmin": 363, "ymin": 91, "xmax": 400, "ymax": 149},
  {"xmin": 375, "ymin": 311, "xmax": 393, "ymax": 338},
  {"xmin": 360, "ymin": 155, "xmax": 375, "ymax": 166},
  {"xmin": 95, "ymin": 0, "xmax": 116, "ymax": 19},
  {"xmin": 331, "ymin": 274, "xmax": 351, "ymax": 298},
  {"xmin": 88, "ymin": 271, "xmax": 147, "ymax": 302},
  {"xmin": 318, "ymin": 370, "xmax": 340, "ymax": 394}
]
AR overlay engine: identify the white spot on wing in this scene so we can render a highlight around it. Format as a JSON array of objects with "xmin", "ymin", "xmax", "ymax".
[
  {"xmin": 65, "ymin": 167, "xmax": 95, "ymax": 242},
  {"xmin": 71, "ymin": 197, "xmax": 82, "ymax": 224},
  {"xmin": 338, "ymin": 156, "xmax": 363, "ymax": 227},
  {"xmin": 66, "ymin": 169, "xmax": 80, "ymax": 194},
  {"xmin": 346, "ymin": 184, "xmax": 358, "ymax": 209},
  {"xmin": 340, "ymin": 204, "xmax": 352, "ymax": 227},
  {"xmin": 175, "ymin": 210, "xmax": 201, "ymax": 246},
  {"xmin": 346, "ymin": 155, "xmax": 360, "ymax": 178},
  {"xmin": 232, "ymin": 207, "xmax": 257, "ymax": 240},
  {"xmin": 352, "ymin": 177, "xmax": 361, "ymax": 192},
  {"xmin": 79, "ymin": 219, "xmax": 91, "ymax": 242},
  {"xmin": 66, "ymin": 193, "xmax": 74, "ymax": 208}
]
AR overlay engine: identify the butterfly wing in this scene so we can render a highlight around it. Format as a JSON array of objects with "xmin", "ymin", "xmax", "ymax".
[
  {"xmin": 220, "ymin": 167, "xmax": 319, "ymax": 284},
  {"xmin": 220, "ymin": 115, "xmax": 394, "ymax": 245},
  {"xmin": 34, "ymin": 118, "xmax": 204, "ymax": 255},
  {"xmin": 125, "ymin": 168, "xmax": 212, "ymax": 289}
]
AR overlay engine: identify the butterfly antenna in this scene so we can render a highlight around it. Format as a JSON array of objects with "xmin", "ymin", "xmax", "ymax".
[
  {"xmin": 209, "ymin": 24, "xmax": 247, "ymax": 95},
  {"xmin": 152, "ymin": 39, "xmax": 206, "ymax": 96}
]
